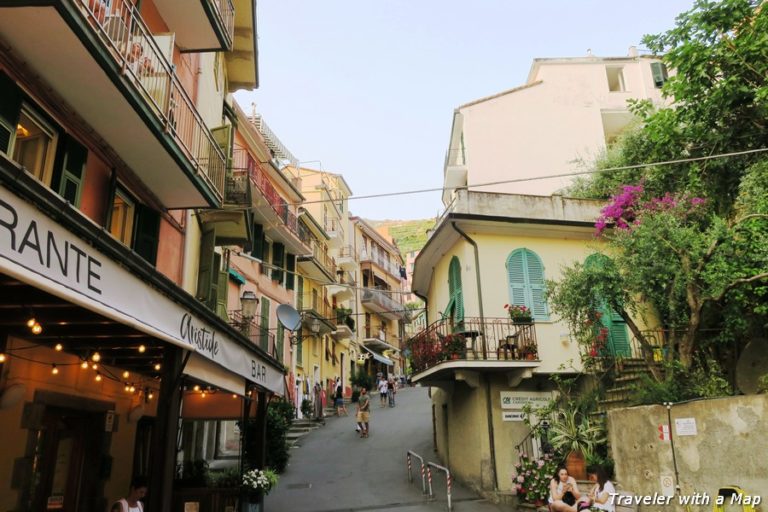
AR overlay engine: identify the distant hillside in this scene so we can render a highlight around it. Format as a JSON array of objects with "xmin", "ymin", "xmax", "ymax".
[{"xmin": 367, "ymin": 219, "xmax": 434, "ymax": 255}]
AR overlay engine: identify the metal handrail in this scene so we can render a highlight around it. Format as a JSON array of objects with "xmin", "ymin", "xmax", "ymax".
[
  {"xmin": 426, "ymin": 462, "xmax": 452, "ymax": 511},
  {"xmin": 406, "ymin": 451, "xmax": 428, "ymax": 495},
  {"xmin": 80, "ymin": 0, "xmax": 225, "ymax": 202}
]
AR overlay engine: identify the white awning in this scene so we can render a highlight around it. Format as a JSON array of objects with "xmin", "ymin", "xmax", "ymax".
[{"xmin": 362, "ymin": 345, "xmax": 393, "ymax": 366}]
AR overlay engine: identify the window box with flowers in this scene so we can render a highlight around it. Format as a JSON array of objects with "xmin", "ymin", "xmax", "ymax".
[
  {"xmin": 505, "ymin": 304, "xmax": 533, "ymax": 324},
  {"xmin": 514, "ymin": 452, "xmax": 558, "ymax": 505}
]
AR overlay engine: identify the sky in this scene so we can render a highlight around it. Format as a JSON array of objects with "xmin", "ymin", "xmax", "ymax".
[{"xmin": 235, "ymin": 0, "xmax": 695, "ymax": 221}]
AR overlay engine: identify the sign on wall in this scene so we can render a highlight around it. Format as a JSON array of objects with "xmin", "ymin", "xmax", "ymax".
[
  {"xmin": 500, "ymin": 391, "xmax": 554, "ymax": 410},
  {"xmin": 0, "ymin": 189, "xmax": 283, "ymax": 393},
  {"xmin": 502, "ymin": 411, "xmax": 525, "ymax": 422}
]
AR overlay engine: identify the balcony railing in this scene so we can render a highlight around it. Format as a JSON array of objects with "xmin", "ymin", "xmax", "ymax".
[
  {"xmin": 224, "ymin": 172, "xmax": 249, "ymax": 205},
  {"xmin": 363, "ymin": 326, "xmax": 396, "ymax": 344},
  {"xmin": 232, "ymin": 149, "xmax": 299, "ymax": 236},
  {"xmin": 227, "ymin": 310, "xmax": 278, "ymax": 360},
  {"xmin": 361, "ymin": 288, "xmax": 406, "ymax": 320},
  {"xmin": 338, "ymin": 245, "xmax": 355, "ymax": 259},
  {"xmin": 212, "ymin": 0, "xmax": 235, "ymax": 48},
  {"xmin": 361, "ymin": 250, "xmax": 402, "ymax": 279},
  {"xmin": 407, "ymin": 317, "xmax": 539, "ymax": 373},
  {"xmin": 306, "ymin": 241, "xmax": 337, "ymax": 278},
  {"xmin": 81, "ymin": 0, "xmax": 225, "ymax": 201},
  {"xmin": 325, "ymin": 218, "xmax": 344, "ymax": 237},
  {"xmin": 297, "ymin": 293, "xmax": 333, "ymax": 325}
]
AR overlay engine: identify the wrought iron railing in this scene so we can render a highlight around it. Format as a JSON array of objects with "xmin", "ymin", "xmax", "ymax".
[
  {"xmin": 407, "ymin": 317, "xmax": 539, "ymax": 372},
  {"xmin": 305, "ymin": 240, "xmax": 337, "ymax": 277},
  {"xmin": 224, "ymin": 173, "xmax": 248, "ymax": 205},
  {"xmin": 361, "ymin": 250, "xmax": 402, "ymax": 279},
  {"xmin": 338, "ymin": 245, "xmax": 356, "ymax": 260},
  {"xmin": 212, "ymin": 0, "xmax": 235, "ymax": 48},
  {"xmin": 227, "ymin": 310, "xmax": 277, "ymax": 360},
  {"xmin": 361, "ymin": 288, "xmax": 404, "ymax": 317},
  {"xmin": 80, "ymin": 0, "xmax": 225, "ymax": 202},
  {"xmin": 232, "ymin": 149, "xmax": 300, "ymax": 237},
  {"xmin": 297, "ymin": 293, "xmax": 333, "ymax": 324}
]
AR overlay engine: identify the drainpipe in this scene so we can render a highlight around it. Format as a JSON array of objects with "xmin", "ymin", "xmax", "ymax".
[{"xmin": 450, "ymin": 222, "xmax": 498, "ymax": 491}]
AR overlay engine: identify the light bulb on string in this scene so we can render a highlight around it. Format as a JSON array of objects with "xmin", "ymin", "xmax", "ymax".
[
  {"xmin": 91, "ymin": 363, "xmax": 98, "ymax": 370},
  {"xmin": 26, "ymin": 316, "xmax": 36, "ymax": 328},
  {"xmin": 51, "ymin": 364, "xmax": 59, "ymax": 375},
  {"xmin": 125, "ymin": 383, "xmax": 131, "ymax": 393},
  {"xmin": 201, "ymin": 391, "xmax": 206, "ymax": 398},
  {"xmin": 81, "ymin": 360, "xmax": 89, "ymax": 369},
  {"xmin": 95, "ymin": 372, "xmax": 102, "ymax": 382},
  {"xmin": 0, "ymin": 353, "xmax": 6, "ymax": 363},
  {"xmin": 154, "ymin": 363, "xmax": 161, "ymax": 371},
  {"xmin": 122, "ymin": 371, "xmax": 130, "ymax": 379},
  {"xmin": 129, "ymin": 385, "xmax": 136, "ymax": 393},
  {"xmin": 232, "ymin": 394, "xmax": 238, "ymax": 399},
  {"xmin": 193, "ymin": 385, "xmax": 200, "ymax": 392},
  {"xmin": 54, "ymin": 343, "xmax": 63, "ymax": 351},
  {"xmin": 31, "ymin": 323, "xmax": 43, "ymax": 335},
  {"xmin": 91, "ymin": 352, "xmax": 101, "ymax": 362},
  {"xmin": 138, "ymin": 344, "xmax": 146, "ymax": 353}
]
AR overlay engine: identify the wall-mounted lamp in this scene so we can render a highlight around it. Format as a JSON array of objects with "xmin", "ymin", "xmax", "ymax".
[
  {"xmin": 309, "ymin": 317, "xmax": 321, "ymax": 334},
  {"xmin": 241, "ymin": 290, "xmax": 259, "ymax": 319}
]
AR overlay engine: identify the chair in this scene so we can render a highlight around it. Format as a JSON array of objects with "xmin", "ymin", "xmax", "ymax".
[{"xmin": 497, "ymin": 334, "xmax": 518, "ymax": 360}]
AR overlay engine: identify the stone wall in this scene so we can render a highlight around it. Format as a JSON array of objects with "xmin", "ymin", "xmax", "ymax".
[{"xmin": 607, "ymin": 395, "xmax": 767, "ymax": 511}]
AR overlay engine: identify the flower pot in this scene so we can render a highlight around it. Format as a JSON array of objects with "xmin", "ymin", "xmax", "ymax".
[
  {"xmin": 450, "ymin": 353, "xmax": 461, "ymax": 360},
  {"xmin": 525, "ymin": 353, "xmax": 536, "ymax": 361},
  {"xmin": 565, "ymin": 450, "xmax": 587, "ymax": 480},
  {"xmin": 513, "ymin": 317, "xmax": 533, "ymax": 324}
]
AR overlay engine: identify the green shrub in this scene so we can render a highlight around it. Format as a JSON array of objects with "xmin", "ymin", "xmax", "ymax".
[{"xmin": 300, "ymin": 398, "xmax": 313, "ymax": 418}]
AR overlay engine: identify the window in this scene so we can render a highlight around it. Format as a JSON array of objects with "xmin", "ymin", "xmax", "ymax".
[
  {"xmin": 107, "ymin": 185, "xmax": 160, "ymax": 264},
  {"xmin": 272, "ymin": 242, "xmax": 285, "ymax": 284},
  {"xmin": 506, "ymin": 249, "xmax": 549, "ymax": 320},
  {"xmin": 13, "ymin": 106, "xmax": 57, "ymax": 184},
  {"xmin": 286, "ymin": 253, "xmax": 296, "ymax": 290},
  {"xmin": 650, "ymin": 62, "xmax": 668, "ymax": 88},
  {"xmin": 260, "ymin": 297, "xmax": 270, "ymax": 352},
  {"xmin": 54, "ymin": 134, "xmax": 87, "ymax": 206},
  {"xmin": 606, "ymin": 66, "xmax": 626, "ymax": 92},
  {"xmin": 444, "ymin": 256, "xmax": 464, "ymax": 328},
  {"xmin": 110, "ymin": 188, "xmax": 136, "ymax": 244}
]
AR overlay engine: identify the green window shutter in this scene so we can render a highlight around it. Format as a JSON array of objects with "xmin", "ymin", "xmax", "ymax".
[
  {"xmin": 608, "ymin": 315, "xmax": 631, "ymax": 357},
  {"xmin": 286, "ymin": 253, "xmax": 296, "ymax": 290},
  {"xmin": 56, "ymin": 136, "xmax": 88, "ymax": 207},
  {"xmin": 276, "ymin": 323, "xmax": 285, "ymax": 362},
  {"xmin": 260, "ymin": 297, "xmax": 271, "ymax": 352},
  {"xmin": 296, "ymin": 330, "xmax": 303, "ymax": 365},
  {"xmin": 272, "ymin": 242, "xmax": 285, "ymax": 283},
  {"xmin": 215, "ymin": 268, "xmax": 229, "ymax": 320},
  {"xmin": 506, "ymin": 250, "xmax": 528, "ymax": 306},
  {"xmin": 297, "ymin": 277, "xmax": 304, "ymax": 309},
  {"xmin": 196, "ymin": 228, "xmax": 216, "ymax": 303},
  {"xmin": 251, "ymin": 223, "xmax": 264, "ymax": 259},
  {"xmin": 132, "ymin": 204, "xmax": 160, "ymax": 265},
  {"xmin": 0, "ymin": 72, "xmax": 23, "ymax": 154},
  {"xmin": 525, "ymin": 250, "xmax": 548, "ymax": 320},
  {"xmin": 448, "ymin": 256, "xmax": 464, "ymax": 325},
  {"xmin": 211, "ymin": 124, "xmax": 232, "ymax": 167},
  {"xmin": 507, "ymin": 249, "xmax": 549, "ymax": 320},
  {"xmin": 651, "ymin": 62, "xmax": 668, "ymax": 88}
]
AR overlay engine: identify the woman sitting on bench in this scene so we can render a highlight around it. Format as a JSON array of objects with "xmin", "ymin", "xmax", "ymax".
[{"xmin": 549, "ymin": 465, "xmax": 581, "ymax": 512}]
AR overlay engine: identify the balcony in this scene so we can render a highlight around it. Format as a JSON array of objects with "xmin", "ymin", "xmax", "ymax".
[
  {"xmin": 336, "ymin": 245, "xmax": 358, "ymax": 271},
  {"xmin": 324, "ymin": 218, "xmax": 344, "ymax": 248},
  {"xmin": 297, "ymin": 241, "xmax": 337, "ymax": 283},
  {"xmin": 152, "ymin": 0, "xmax": 234, "ymax": 51},
  {"xmin": 363, "ymin": 327, "xmax": 399, "ymax": 353},
  {"xmin": 327, "ymin": 270, "xmax": 355, "ymax": 301},
  {"xmin": 297, "ymin": 293, "xmax": 335, "ymax": 333},
  {"xmin": 227, "ymin": 310, "xmax": 278, "ymax": 361},
  {"xmin": 331, "ymin": 309, "xmax": 355, "ymax": 341},
  {"xmin": 408, "ymin": 317, "xmax": 540, "ymax": 386},
  {"xmin": 360, "ymin": 250, "xmax": 403, "ymax": 281},
  {"xmin": 361, "ymin": 288, "xmax": 407, "ymax": 321},
  {"xmin": 0, "ymin": 1, "xmax": 226, "ymax": 207},
  {"xmin": 232, "ymin": 149, "xmax": 307, "ymax": 254}
]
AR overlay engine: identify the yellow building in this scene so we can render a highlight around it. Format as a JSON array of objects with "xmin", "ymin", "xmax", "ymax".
[
  {"xmin": 351, "ymin": 217, "xmax": 409, "ymax": 378},
  {"xmin": 411, "ymin": 190, "xmax": 617, "ymax": 498}
]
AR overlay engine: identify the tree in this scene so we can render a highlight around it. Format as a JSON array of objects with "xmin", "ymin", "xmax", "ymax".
[{"xmin": 549, "ymin": 173, "xmax": 767, "ymax": 375}]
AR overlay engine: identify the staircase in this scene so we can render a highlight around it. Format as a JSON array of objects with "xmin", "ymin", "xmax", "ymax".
[
  {"xmin": 597, "ymin": 358, "xmax": 658, "ymax": 412},
  {"xmin": 286, "ymin": 418, "xmax": 324, "ymax": 448}
]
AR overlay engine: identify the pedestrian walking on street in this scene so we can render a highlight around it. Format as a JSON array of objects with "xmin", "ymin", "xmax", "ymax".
[
  {"xmin": 334, "ymin": 380, "xmax": 348, "ymax": 416},
  {"xmin": 378, "ymin": 377, "xmax": 388, "ymax": 407},
  {"xmin": 356, "ymin": 387, "xmax": 370, "ymax": 437},
  {"xmin": 387, "ymin": 376, "xmax": 396, "ymax": 407}
]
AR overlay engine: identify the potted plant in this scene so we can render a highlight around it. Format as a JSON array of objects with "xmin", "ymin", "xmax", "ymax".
[
  {"xmin": 505, "ymin": 304, "xmax": 533, "ymax": 323},
  {"xmin": 441, "ymin": 334, "xmax": 466, "ymax": 360},
  {"xmin": 519, "ymin": 346, "xmax": 538, "ymax": 360},
  {"xmin": 514, "ymin": 452, "xmax": 559, "ymax": 505},
  {"xmin": 242, "ymin": 468, "xmax": 279, "ymax": 512},
  {"xmin": 547, "ymin": 409, "xmax": 605, "ymax": 480}
]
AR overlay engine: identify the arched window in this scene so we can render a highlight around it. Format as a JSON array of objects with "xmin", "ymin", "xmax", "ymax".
[
  {"xmin": 444, "ymin": 256, "xmax": 464, "ymax": 327},
  {"xmin": 506, "ymin": 249, "xmax": 549, "ymax": 320},
  {"xmin": 584, "ymin": 254, "xmax": 630, "ymax": 357}
]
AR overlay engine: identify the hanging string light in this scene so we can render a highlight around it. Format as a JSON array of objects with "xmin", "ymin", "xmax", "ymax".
[
  {"xmin": 122, "ymin": 370, "xmax": 130, "ymax": 379},
  {"xmin": 55, "ymin": 343, "xmax": 63, "ymax": 352},
  {"xmin": 0, "ymin": 353, "xmax": 6, "ymax": 363},
  {"xmin": 138, "ymin": 344, "xmax": 146, "ymax": 353},
  {"xmin": 51, "ymin": 364, "xmax": 59, "ymax": 375},
  {"xmin": 95, "ymin": 372, "xmax": 102, "ymax": 382},
  {"xmin": 91, "ymin": 352, "xmax": 101, "ymax": 362}
]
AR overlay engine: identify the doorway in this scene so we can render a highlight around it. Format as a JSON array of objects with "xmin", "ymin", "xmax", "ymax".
[{"xmin": 32, "ymin": 407, "xmax": 106, "ymax": 512}]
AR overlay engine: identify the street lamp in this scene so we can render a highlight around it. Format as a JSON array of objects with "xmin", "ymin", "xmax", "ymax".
[{"xmin": 241, "ymin": 291, "xmax": 259, "ymax": 320}]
